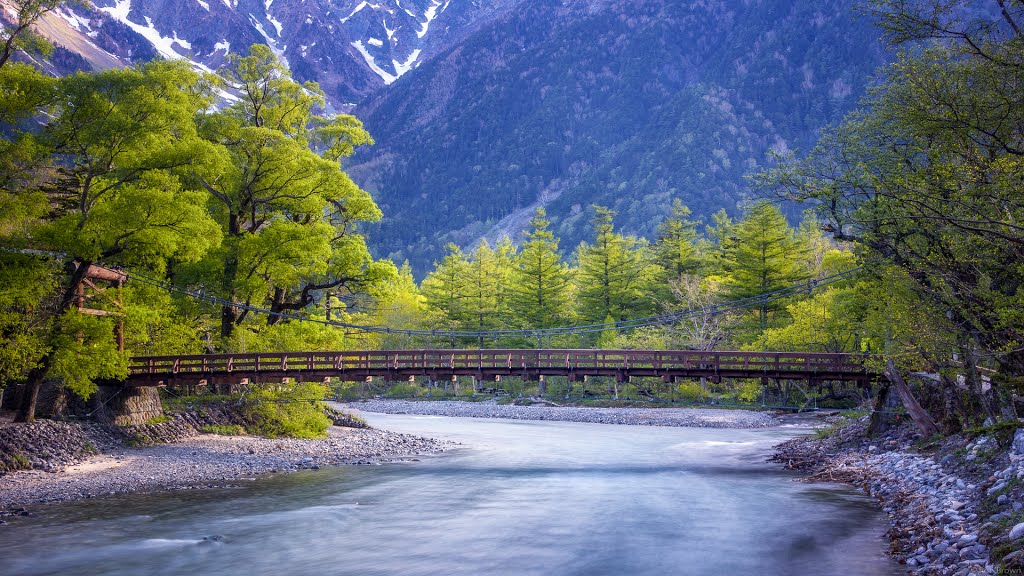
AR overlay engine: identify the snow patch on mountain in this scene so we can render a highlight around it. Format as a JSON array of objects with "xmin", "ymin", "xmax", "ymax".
[{"xmin": 100, "ymin": 0, "xmax": 192, "ymax": 61}]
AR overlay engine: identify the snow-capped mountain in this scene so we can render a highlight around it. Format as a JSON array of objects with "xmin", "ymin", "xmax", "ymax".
[{"xmin": 30, "ymin": 0, "xmax": 522, "ymax": 104}]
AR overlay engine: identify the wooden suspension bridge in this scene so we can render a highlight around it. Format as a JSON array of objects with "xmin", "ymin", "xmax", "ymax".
[{"xmin": 125, "ymin": 349, "xmax": 876, "ymax": 388}]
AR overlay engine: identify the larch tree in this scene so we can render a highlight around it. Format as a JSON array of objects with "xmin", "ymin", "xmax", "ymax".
[
  {"xmin": 574, "ymin": 206, "xmax": 658, "ymax": 327},
  {"xmin": 722, "ymin": 201, "xmax": 809, "ymax": 335},
  {"xmin": 509, "ymin": 208, "xmax": 571, "ymax": 340}
]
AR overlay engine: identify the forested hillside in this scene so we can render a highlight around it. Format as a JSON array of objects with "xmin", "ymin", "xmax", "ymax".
[{"xmin": 347, "ymin": 0, "xmax": 888, "ymax": 275}]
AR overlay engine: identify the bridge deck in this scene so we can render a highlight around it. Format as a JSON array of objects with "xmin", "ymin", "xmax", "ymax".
[{"xmin": 126, "ymin": 349, "xmax": 874, "ymax": 386}]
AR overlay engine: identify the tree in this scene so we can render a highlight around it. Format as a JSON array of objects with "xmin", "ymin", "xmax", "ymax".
[
  {"xmin": 0, "ymin": 0, "xmax": 64, "ymax": 69},
  {"xmin": 421, "ymin": 243, "xmax": 469, "ymax": 344},
  {"xmin": 574, "ymin": 206, "xmax": 658, "ymax": 326},
  {"xmin": 653, "ymin": 199, "xmax": 703, "ymax": 279},
  {"xmin": 461, "ymin": 240, "xmax": 508, "ymax": 345},
  {"xmin": 722, "ymin": 201, "xmax": 809, "ymax": 334},
  {"xmin": 509, "ymin": 208, "xmax": 571, "ymax": 339},
  {"xmin": 7, "ymin": 61, "xmax": 222, "ymax": 421},
  {"xmin": 758, "ymin": 1, "xmax": 1024, "ymax": 421},
  {"xmin": 662, "ymin": 274, "xmax": 734, "ymax": 351},
  {"xmin": 189, "ymin": 44, "xmax": 382, "ymax": 345}
]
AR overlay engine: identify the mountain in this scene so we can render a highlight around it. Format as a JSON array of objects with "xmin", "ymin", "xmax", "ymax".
[
  {"xmin": 10, "ymin": 0, "xmax": 890, "ymax": 276},
  {"xmin": 344, "ymin": 0, "xmax": 889, "ymax": 275},
  {"xmin": 18, "ymin": 0, "xmax": 524, "ymax": 104}
]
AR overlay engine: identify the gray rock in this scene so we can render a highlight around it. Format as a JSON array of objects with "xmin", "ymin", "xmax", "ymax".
[
  {"xmin": 1009, "ymin": 522, "xmax": 1024, "ymax": 541},
  {"xmin": 1013, "ymin": 428, "xmax": 1024, "ymax": 456}
]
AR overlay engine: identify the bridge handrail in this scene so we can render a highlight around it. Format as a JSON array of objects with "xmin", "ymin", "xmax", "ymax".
[{"xmin": 128, "ymin": 349, "xmax": 871, "ymax": 377}]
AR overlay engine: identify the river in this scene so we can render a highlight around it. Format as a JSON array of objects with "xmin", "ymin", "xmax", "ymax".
[{"xmin": 0, "ymin": 414, "xmax": 902, "ymax": 575}]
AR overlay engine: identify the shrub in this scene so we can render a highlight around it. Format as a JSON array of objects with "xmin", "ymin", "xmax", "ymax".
[
  {"xmin": 735, "ymin": 380, "xmax": 763, "ymax": 403},
  {"xmin": 241, "ymin": 381, "xmax": 331, "ymax": 439},
  {"xmin": 676, "ymin": 381, "xmax": 707, "ymax": 401}
]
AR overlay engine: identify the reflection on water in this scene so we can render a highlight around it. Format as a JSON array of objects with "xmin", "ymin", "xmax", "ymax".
[{"xmin": 0, "ymin": 414, "xmax": 901, "ymax": 576}]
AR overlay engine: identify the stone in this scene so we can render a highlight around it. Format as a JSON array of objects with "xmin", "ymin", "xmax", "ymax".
[
  {"xmin": 1013, "ymin": 428, "xmax": 1024, "ymax": 456},
  {"xmin": 998, "ymin": 495, "xmax": 1008, "ymax": 505},
  {"xmin": 1009, "ymin": 522, "xmax": 1024, "ymax": 541},
  {"xmin": 958, "ymin": 534, "xmax": 978, "ymax": 546}
]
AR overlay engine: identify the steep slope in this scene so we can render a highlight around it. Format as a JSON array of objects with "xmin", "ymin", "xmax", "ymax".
[
  {"xmin": 17, "ymin": 0, "xmax": 523, "ymax": 103},
  {"xmin": 347, "ymin": 0, "xmax": 889, "ymax": 275}
]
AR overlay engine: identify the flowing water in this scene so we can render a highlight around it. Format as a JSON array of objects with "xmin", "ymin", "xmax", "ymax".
[{"xmin": 0, "ymin": 414, "xmax": 902, "ymax": 575}]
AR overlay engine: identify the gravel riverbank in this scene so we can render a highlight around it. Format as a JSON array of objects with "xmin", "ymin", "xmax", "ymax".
[
  {"xmin": 0, "ymin": 416, "xmax": 454, "ymax": 511},
  {"xmin": 774, "ymin": 419, "xmax": 1024, "ymax": 575},
  {"xmin": 343, "ymin": 398, "xmax": 779, "ymax": 428}
]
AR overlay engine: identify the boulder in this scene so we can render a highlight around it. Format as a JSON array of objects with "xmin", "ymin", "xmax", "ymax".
[
  {"xmin": 1013, "ymin": 428, "xmax": 1024, "ymax": 456},
  {"xmin": 1009, "ymin": 522, "xmax": 1024, "ymax": 541}
]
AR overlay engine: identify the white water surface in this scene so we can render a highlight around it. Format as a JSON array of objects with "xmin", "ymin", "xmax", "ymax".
[{"xmin": 0, "ymin": 414, "xmax": 901, "ymax": 575}]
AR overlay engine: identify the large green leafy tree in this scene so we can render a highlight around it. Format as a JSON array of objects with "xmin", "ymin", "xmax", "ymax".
[
  {"xmin": 722, "ymin": 201, "xmax": 809, "ymax": 334},
  {"xmin": 759, "ymin": 0, "xmax": 1024, "ymax": 421},
  {"xmin": 574, "ymin": 206, "xmax": 658, "ymax": 327},
  {"xmin": 189, "ymin": 45, "xmax": 385, "ymax": 345},
  {"xmin": 3, "ymin": 61, "xmax": 222, "ymax": 421},
  {"xmin": 509, "ymin": 208, "xmax": 571, "ymax": 337}
]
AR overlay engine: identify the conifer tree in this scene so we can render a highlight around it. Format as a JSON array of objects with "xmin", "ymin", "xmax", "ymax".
[
  {"xmin": 574, "ymin": 206, "xmax": 657, "ymax": 325},
  {"xmin": 509, "ymin": 208, "xmax": 571, "ymax": 336},
  {"xmin": 723, "ymin": 202, "xmax": 809, "ymax": 333}
]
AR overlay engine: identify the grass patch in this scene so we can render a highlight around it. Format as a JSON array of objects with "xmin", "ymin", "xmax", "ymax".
[
  {"xmin": 964, "ymin": 420, "xmax": 1024, "ymax": 447},
  {"xmin": 0, "ymin": 451, "xmax": 32, "ymax": 473},
  {"xmin": 145, "ymin": 414, "xmax": 172, "ymax": 425},
  {"xmin": 200, "ymin": 424, "xmax": 246, "ymax": 436}
]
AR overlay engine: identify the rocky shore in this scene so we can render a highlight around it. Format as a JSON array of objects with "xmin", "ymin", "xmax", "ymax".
[
  {"xmin": 774, "ymin": 418, "xmax": 1024, "ymax": 575},
  {"xmin": 0, "ymin": 411, "xmax": 454, "ymax": 511},
  {"xmin": 344, "ymin": 398, "xmax": 778, "ymax": 428}
]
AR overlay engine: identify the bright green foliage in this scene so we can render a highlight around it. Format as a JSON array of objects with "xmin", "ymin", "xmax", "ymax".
[
  {"xmin": 754, "ymin": 286, "xmax": 868, "ymax": 353},
  {"xmin": 574, "ymin": 206, "xmax": 658, "ymax": 325},
  {"xmin": 371, "ymin": 261, "xmax": 429, "ymax": 349},
  {"xmin": 47, "ymin": 310, "xmax": 128, "ymax": 399},
  {"xmin": 653, "ymin": 199, "xmax": 703, "ymax": 279},
  {"xmin": 1, "ymin": 61, "xmax": 224, "ymax": 419},
  {"xmin": 122, "ymin": 283, "xmax": 207, "ymax": 357},
  {"xmin": 461, "ymin": 240, "xmax": 508, "ymax": 333},
  {"xmin": 722, "ymin": 202, "xmax": 809, "ymax": 333},
  {"xmin": 39, "ymin": 61, "xmax": 222, "ymax": 267},
  {"xmin": 759, "ymin": 0, "xmax": 1024, "ymax": 420},
  {"xmin": 241, "ymin": 380, "xmax": 331, "ymax": 438},
  {"xmin": 192, "ymin": 44, "xmax": 382, "ymax": 342},
  {"xmin": 0, "ymin": 253, "xmax": 57, "ymax": 383},
  {"xmin": 421, "ymin": 243, "xmax": 469, "ymax": 334},
  {"xmin": 509, "ymin": 208, "xmax": 571, "ymax": 332}
]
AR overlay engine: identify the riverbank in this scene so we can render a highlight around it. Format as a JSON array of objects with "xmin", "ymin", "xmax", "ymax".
[
  {"xmin": 773, "ymin": 418, "xmax": 1024, "ymax": 575},
  {"xmin": 342, "ymin": 398, "xmax": 779, "ymax": 428},
  {"xmin": 0, "ymin": 413, "xmax": 454, "ymax": 511}
]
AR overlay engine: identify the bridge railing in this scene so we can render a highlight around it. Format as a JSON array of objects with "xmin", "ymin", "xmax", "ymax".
[{"xmin": 129, "ymin": 349, "xmax": 870, "ymax": 380}]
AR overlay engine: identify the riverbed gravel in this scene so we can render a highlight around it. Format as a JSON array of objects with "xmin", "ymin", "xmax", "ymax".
[
  {"xmin": 344, "ymin": 398, "xmax": 779, "ymax": 428},
  {"xmin": 775, "ymin": 419, "xmax": 1024, "ymax": 575},
  {"xmin": 0, "ymin": 421, "xmax": 454, "ymax": 510}
]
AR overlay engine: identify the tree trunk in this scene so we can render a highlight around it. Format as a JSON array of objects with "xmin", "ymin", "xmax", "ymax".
[
  {"xmin": 15, "ymin": 260, "xmax": 93, "ymax": 423},
  {"xmin": 867, "ymin": 383, "xmax": 900, "ymax": 437},
  {"xmin": 884, "ymin": 358, "xmax": 940, "ymax": 438}
]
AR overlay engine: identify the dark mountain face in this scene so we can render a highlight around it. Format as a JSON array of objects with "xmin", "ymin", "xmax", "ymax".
[{"xmin": 346, "ymin": 0, "xmax": 888, "ymax": 275}]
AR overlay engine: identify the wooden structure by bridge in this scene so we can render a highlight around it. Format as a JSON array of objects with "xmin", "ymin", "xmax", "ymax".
[{"xmin": 126, "ymin": 349, "xmax": 875, "ymax": 387}]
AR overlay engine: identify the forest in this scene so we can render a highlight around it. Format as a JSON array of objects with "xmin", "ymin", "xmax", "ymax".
[{"xmin": 0, "ymin": 0, "xmax": 1022, "ymax": 438}]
